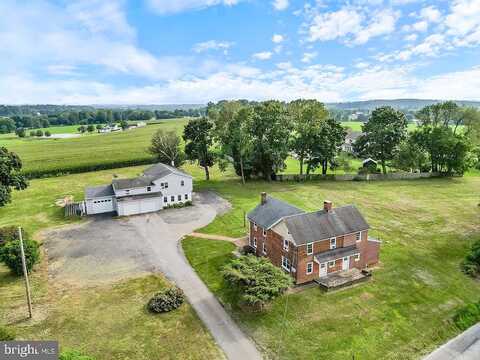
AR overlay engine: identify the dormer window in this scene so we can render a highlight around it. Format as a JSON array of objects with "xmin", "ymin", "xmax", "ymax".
[{"xmin": 330, "ymin": 238, "xmax": 336, "ymax": 250}]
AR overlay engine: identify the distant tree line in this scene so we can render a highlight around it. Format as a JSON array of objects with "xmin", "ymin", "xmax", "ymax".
[{"xmin": 1, "ymin": 108, "xmax": 204, "ymax": 135}]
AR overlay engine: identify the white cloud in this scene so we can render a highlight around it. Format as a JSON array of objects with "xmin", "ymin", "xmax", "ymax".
[
  {"xmin": 0, "ymin": 0, "xmax": 186, "ymax": 80},
  {"xmin": 404, "ymin": 33, "xmax": 418, "ymax": 42},
  {"xmin": 352, "ymin": 9, "xmax": 399, "ymax": 44},
  {"xmin": 308, "ymin": 7, "xmax": 363, "ymax": 42},
  {"xmin": 306, "ymin": 6, "xmax": 398, "ymax": 45},
  {"xmin": 146, "ymin": 0, "xmax": 241, "ymax": 14},
  {"xmin": 301, "ymin": 52, "xmax": 318, "ymax": 63},
  {"xmin": 252, "ymin": 51, "xmax": 273, "ymax": 60},
  {"xmin": 272, "ymin": 0, "xmax": 289, "ymax": 11},
  {"xmin": 193, "ymin": 40, "xmax": 233, "ymax": 53},
  {"xmin": 419, "ymin": 6, "xmax": 442, "ymax": 23},
  {"xmin": 445, "ymin": 0, "xmax": 480, "ymax": 44},
  {"xmin": 272, "ymin": 34, "xmax": 284, "ymax": 43}
]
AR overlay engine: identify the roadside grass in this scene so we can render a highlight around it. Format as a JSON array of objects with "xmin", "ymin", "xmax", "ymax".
[
  {"xmin": 6, "ymin": 273, "xmax": 222, "ymax": 360},
  {"xmin": 0, "ymin": 119, "xmax": 188, "ymax": 176},
  {"xmin": 185, "ymin": 175, "xmax": 480, "ymax": 359}
]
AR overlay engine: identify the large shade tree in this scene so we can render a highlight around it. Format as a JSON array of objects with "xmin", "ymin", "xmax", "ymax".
[
  {"xmin": 354, "ymin": 106, "xmax": 408, "ymax": 174},
  {"xmin": 149, "ymin": 129, "xmax": 185, "ymax": 167},
  {"xmin": 183, "ymin": 117, "xmax": 215, "ymax": 180},
  {"xmin": 250, "ymin": 101, "xmax": 292, "ymax": 180},
  {"xmin": 0, "ymin": 147, "xmax": 28, "ymax": 207},
  {"xmin": 288, "ymin": 99, "xmax": 330, "ymax": 175}
]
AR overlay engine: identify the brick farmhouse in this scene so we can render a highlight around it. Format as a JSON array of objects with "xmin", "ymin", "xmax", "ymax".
[{"xmin": 247, "ymin": 193, "xmax": 380, "ymax": 285}]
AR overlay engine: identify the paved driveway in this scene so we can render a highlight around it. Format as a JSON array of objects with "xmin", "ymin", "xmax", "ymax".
[{"xmin": 44, "ymin": 192, "xmax": 262, "ymax": 360}]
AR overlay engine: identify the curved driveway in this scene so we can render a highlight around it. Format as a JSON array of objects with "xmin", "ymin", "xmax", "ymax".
[
  {"xmin": 46, "ymin": 192, "xmax": 262, "ymax": 360},
  {"xmin": 127, "ymin": 192, "xmax": 262, "ymax": 360}
]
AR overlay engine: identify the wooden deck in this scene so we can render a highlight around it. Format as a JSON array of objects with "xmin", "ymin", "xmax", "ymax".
[{"xmin": 315, "ymin": 268, "xmax": 371, "ymax": 291}]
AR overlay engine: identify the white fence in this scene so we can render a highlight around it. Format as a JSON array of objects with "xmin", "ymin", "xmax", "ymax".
[{"xmin": 274, "ymin": 172, "xmax": 458, "ymax": 182}]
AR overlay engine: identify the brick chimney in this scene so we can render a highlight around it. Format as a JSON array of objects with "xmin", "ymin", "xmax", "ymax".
[
  {"xmin": 261, "ymin": 192, "xmax": 267, "ymax": 205},
  {"xmin": 324, "ymin": 200, "xmax": 333, "ymax": 212}
]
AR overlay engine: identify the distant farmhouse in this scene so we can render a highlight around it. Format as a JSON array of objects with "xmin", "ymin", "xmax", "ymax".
[
  {"xmin": 247, "ymin": 193, "xmax": 380, "ymax": 287},
  {"xmin": 84, "ymin": 163, "xmax": 193, "ymax": 216},
  {"xmin": 342, "ymin": 129, "xmax": 363, "ymax": 153}
]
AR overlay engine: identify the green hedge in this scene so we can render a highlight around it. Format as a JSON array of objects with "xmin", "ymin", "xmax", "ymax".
[{"xmin": 22, "ymin": 157, "xmax": 157, "ymax": 179}]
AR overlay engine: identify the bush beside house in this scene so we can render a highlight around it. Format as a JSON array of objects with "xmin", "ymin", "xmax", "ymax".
[{"xmin": 223, "ymin": 255, "xmax": 293, "ymax": 311}]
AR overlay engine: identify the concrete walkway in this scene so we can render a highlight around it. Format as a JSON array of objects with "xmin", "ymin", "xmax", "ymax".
[
  {"xmin": 190, "ymin": 232, "xmax": 244, "ymax": 242},
  {"xmin": 128, "ymin": 193, "xmax": 262, "ymax": 360},
  {"xmin": 424, "ymin": 323, "xmax": 480, "ymax": 360}
]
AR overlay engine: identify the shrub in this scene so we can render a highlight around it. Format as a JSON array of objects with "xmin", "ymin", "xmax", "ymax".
[
  {"xmin": 59, "ymin": 349, "xmax": 95, "ymax": 360},
  {"xmin": 0, "ymin": 325, "xmax": 15, "ymax": 340},
  {"xmin": 35, "ymin": 130, "xmax": 43, "ymax": 137},
  {"xmin": 453, "ymin": 300, "xmax": 480, "ymax": 331},
  {"xmin": 461, "ymin": 239, "xmax": 480, "ymax": 277},
  {"xmin": 223, "ymin": 255, "xmax": 293, "ymax": 310},
  {"xmin": 148, "ymin": 287, "xmax": 185, "ymax": 313},
  {"xmin": 0, "ymin": 226, "xmax": 28, "ymax": 247},
  {"xmin": 0, "ymin": 239, "xmax": 40, "ymax": 275},
  {"xmin": 15, "ymin": 128, "xmax": 26, "ymax": 138},
  {"xmin": 29, "ymin": 131, "xmax": 36, "ymax": 137},
  {"xmin": 44, "ymin": 131, "xmax": 51, "ymax": 137}
]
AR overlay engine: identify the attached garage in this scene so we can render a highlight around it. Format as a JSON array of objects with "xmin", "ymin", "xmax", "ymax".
[
  {"xmin": 117, "ymin": 194, "xmax": 163, "ymax": 216},
  {"xmin": 85, "ymin": 185, "xmax": 116, "ymax": 215}
]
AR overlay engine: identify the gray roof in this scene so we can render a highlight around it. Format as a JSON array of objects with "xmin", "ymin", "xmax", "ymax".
[
  {"xmin": 143, "ymin": 163, "xmax": 192, "ymax": 179},
  {"xmin": 112, "ymin": 177, "xmax": 154, "ymax": 190},
  {"xmin": 314, "ymin": 245, "xmax": 359, "ymax": 263},
  {"xmin": 284, "ymin": 205, "xmax": 369, "ymax": 245},
  {"xmin": 85, "ymin": 184, "xmax": 114, "ymax": 199},
  {"xmin": 247, "ymin": 196, "xmax": 305, "ymax": 229}
]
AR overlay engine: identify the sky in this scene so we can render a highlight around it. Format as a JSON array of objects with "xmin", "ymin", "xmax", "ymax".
[{"xmin": 1, "ymin": 0, "xmax": 480, "ymax": 105}]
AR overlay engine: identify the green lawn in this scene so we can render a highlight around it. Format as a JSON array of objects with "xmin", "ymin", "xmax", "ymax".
[
  {"xmin": 0, "ymin": 268, "xmax": 222, "ymax": 360},
  {"xmin": 184, "ymin": 175, "xmax": 480, "ymax": 359},
  {"xmin": 0, "ymin": 119, "xmax": 188, "ymax": 176}
]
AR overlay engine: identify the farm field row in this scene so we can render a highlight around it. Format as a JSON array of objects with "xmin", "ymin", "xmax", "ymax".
[
  {"xmin": 0, "ymin": 119, "xmax": 188, "ymax": 176},
  {"xmin": 0, "ymin": 163, "xmax": 479, "ymax": 359}
]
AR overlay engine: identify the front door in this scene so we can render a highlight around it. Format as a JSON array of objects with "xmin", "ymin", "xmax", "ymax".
[
  {"xmin": 342, "ymin": 257, "xmax": 350, "ymax": 271},
  {"xmin": 319, "ymin": 262, "xmax": 327, "ymax": 277}
]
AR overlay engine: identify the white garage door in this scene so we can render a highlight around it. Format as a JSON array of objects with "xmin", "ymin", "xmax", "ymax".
[{"xmin": 118, "ymin": 197, "xmax": 162, "ymax": 216}]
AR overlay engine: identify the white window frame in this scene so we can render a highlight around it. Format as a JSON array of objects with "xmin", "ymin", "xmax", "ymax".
[
  {"xmin": 164, "ymin": 196, "xmax": 168, "ymax": 203},
  {"xmin": 283, "ymin": 239, "xmax": 289, "ymax": 251},
  {"xmin": 328, "ymin": 260, "xmax": 335, "ymax": 268},
  {"xmin": 253, "ymin": 237, "xmax": 257, "ymax": 248},
  {"xmin": 306, "ymin": 262, "xmax": 313, "ymax": 275},
  {"xmin": 262, "ymin": 242, "xmax": 267, "ymax": 255},
  {"xmin": 330, "ymin": 238, "xmax": 337, "ymax": 250},
  {"xmin": 253, "ymin": 222, "xmax": 257, "ymax": 231},
  {"xmin": 306, "ymin": 242, "xmax": 313, "ymax": 255},
  {"xmin": 263, "ymin": 229, "xmax": 267, "ymax": 237},
  {"xmin": 181, "ymin": 180, "xmax": 185, "ymax": 186},
  {"xmin": 171, "ymin": 195, "xmax": 175, "ymax": 202},
  {"xmin": 147, "ymin": 186, "xmax": 152, "ymax": 192},
  {"xmin": 356, "ymin": 231, "xmax": 362, "ymax": 242},
  {"xmin": 354, "ymin": 253, "xmax": 360, "ymax": 262},
  {"xmin": 185, "ymin": 194, "xmax": 188, "ymax": 200},
  {"xmin": 281, "ymin": 256, "xmax": 291, "ymax": 271},
  {"xmin": 178, "ymin": 194, "xmax": 182, "ymax": 201}
]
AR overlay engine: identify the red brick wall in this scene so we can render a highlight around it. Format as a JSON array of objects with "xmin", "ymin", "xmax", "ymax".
[{"xmin": 249, "ymin": 221, "xmax": 379, "ymax": 285}]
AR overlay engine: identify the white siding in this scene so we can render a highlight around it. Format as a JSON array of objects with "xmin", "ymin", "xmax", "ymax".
[
  {"xmin": 153, "ymin": 173, "xmax": 192, "ymax": 206},
  {"xmin": 85, "ymin": 196, "xmax": 115, "ymax": 215},
  {"xmin": 117, "ymin": 197, "xmax": 163, "ymax": 216}
]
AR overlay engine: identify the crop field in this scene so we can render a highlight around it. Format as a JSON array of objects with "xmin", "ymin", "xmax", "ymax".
[{"xmin": 0, "ymin": 119, "xmax": 188, "ymax": 177}]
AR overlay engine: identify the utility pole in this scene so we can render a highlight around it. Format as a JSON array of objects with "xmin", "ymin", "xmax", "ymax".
[{"xmin": 18, "ymin": 227, "xmax": 33, "ymax": 319}]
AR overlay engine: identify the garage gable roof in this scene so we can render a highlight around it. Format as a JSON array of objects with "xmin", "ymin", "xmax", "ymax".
[{"xmin": 85, "ymin": 184, "xmax": 114, "ymax": 199}]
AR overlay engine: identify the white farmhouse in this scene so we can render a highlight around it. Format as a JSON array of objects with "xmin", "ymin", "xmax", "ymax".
[{"xmin": 84, "ymin": 163, "xmax": 193, "ymax": 216}]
